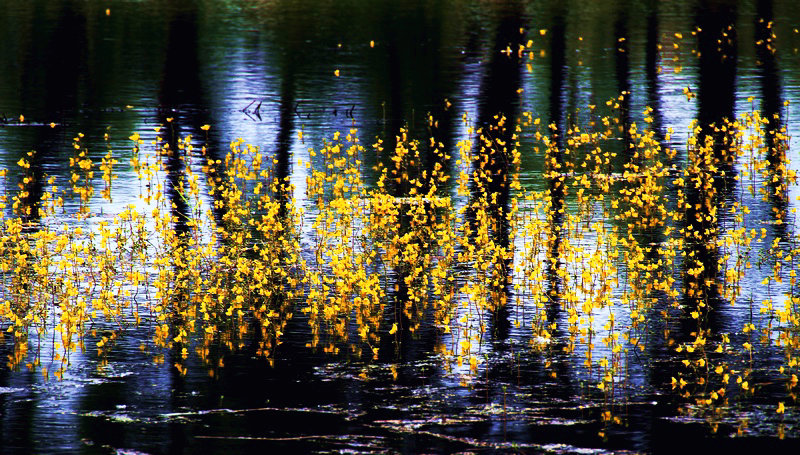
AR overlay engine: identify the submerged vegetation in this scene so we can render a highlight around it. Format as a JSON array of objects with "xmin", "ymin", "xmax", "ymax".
[{"xmin": 1, "ymin": 92, "xmax": 799, "ymax": 438}]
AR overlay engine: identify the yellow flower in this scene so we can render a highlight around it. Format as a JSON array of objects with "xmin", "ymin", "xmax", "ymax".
[{"xmin": 201, "ymin": 124, "xmax": 210, "ymax": 131}]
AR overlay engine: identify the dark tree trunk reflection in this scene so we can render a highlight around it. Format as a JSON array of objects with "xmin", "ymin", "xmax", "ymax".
[
  {"xmin": 472, "ymin": 7, "xmax": 524, "ymax": 341},
  {"xmin": 546, "ymin": 13, "xmax": 566, "ymax": 324}
]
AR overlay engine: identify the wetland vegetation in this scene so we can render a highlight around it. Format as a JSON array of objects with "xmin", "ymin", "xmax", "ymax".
[{"xmin": 2, "ymin": 0, "xmax": 800, "ymax": 453}]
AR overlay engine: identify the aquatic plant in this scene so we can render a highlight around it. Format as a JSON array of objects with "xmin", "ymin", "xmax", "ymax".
[{"xmin": 0, "ymin": 94, "xmax": 798, "ymax": 437}]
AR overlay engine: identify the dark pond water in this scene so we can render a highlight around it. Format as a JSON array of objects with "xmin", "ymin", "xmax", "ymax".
[{"xmin": 3, "ymin": 0, "xmax": 800, "ymax": 453}]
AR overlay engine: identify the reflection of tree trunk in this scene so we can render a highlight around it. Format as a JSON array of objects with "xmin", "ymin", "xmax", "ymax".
[
  {"xmin": 757, "ymin": 0, "xmax": 781, "ymax": 144},
  {"xmin": 640, "ymin": 5, "xmax": 670, "ymax": 267},
  {"xmin": 678, "ymin": 0, "xmax": 738, "ymax": 338},
  {"xmin": 385, "ymin": 40, "xmax": 409, "ymax": 199},
  {"xmin": 645, "ymin": 4, "xmax": 665, "ymax": 146},
  {"xmin": 380, "ymin": 35, "xmax": 428, "ymax": 351},
  {"xmin": 373, "ymin": 5, "xmax": 461, "ymax": 358},
  {"xmin": 472, "ymin": 9, "xmax": 523, "ymax": 340},
  {"xmin": 614, "ymin": 7, "xmax": 632, "ymax": 151},
  {"xmin": 756, "ymin": 0, "xmax": 789, "ymax": 231},
  {"xmin": 641, "ymin": 3, "xmax": 741, "ymax": 428},
  {"xmin": 536, "ymin": 8, "xmax": 573, "ymax": 406},
  {"xmin": 16, "ymin": 3, "xmax": 87, "ymax": 224},
  {"xmin": 159, "ymin": 8, "xmax": 202, "ymax": 238},
  {"xmin": 19, "ymin": 3, "xmax": 86, "ymax": 120},
  {"xmin": 273, "ymin": 61, "xmax": 295, "ymax": 218},
  {"xmin": 156, "ymin": 8, "xmax": 204, "ymax": 451},
  {"xmin": 546, "ymin": 13, "xmax": 566, "ymax": 320},
  {"xmin": 696, "ymin": 0, "xmax": 737, "ymax": 162},
  {"xmin": 11, "ymin": 4, "xmax": 85, "ymax": 333}
]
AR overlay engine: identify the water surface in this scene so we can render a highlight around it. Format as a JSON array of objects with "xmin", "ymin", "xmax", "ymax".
[{"xmin": 2, "ymin": 0, "xmax": 800, "ymax": 453}]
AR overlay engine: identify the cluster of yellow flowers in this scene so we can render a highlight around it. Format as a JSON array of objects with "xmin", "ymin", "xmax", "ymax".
[{"xmin": 0, "ymin": 98, "xmax": 797, "ymax": 428}]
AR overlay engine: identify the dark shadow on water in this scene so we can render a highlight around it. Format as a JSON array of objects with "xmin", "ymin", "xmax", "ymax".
[
  {"xmin": 546, "ymin": 12, "xmax": 566, "ymax": 322},
  {"xmin": 614, "ymin": 3, "xmax": 632, "ymax": 151},
  {"xmin": 469, "ymin": 6, "xmax": 525, "ymax": 341},
  {"xmin": 696, "ymin": 0, "xmax": 738, "ymax": 162},
  {"xmin": 153, "ymin": 3, "xmax": 211, "ymax": 452},
  {"xmin": 647, "ymin": 4, "xmax": 739, "ymax": 450},
  {"xmin": 684, "ymin": 0, "xmax": 737, "ymax": 326},
  {"xmin": 757, "ymin": 0, "xmax": 790, "ymax": 237},
  {"xmin": 157, "ymin": 3, "xmax": 207, "ymax": 239},
  {"xmin": 13, "ymin": 2, "xmax": 89, "ymax": 225},
  {"xmin": 645, "ymin": 1, "xmax": 666, "ymax": 147}
]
